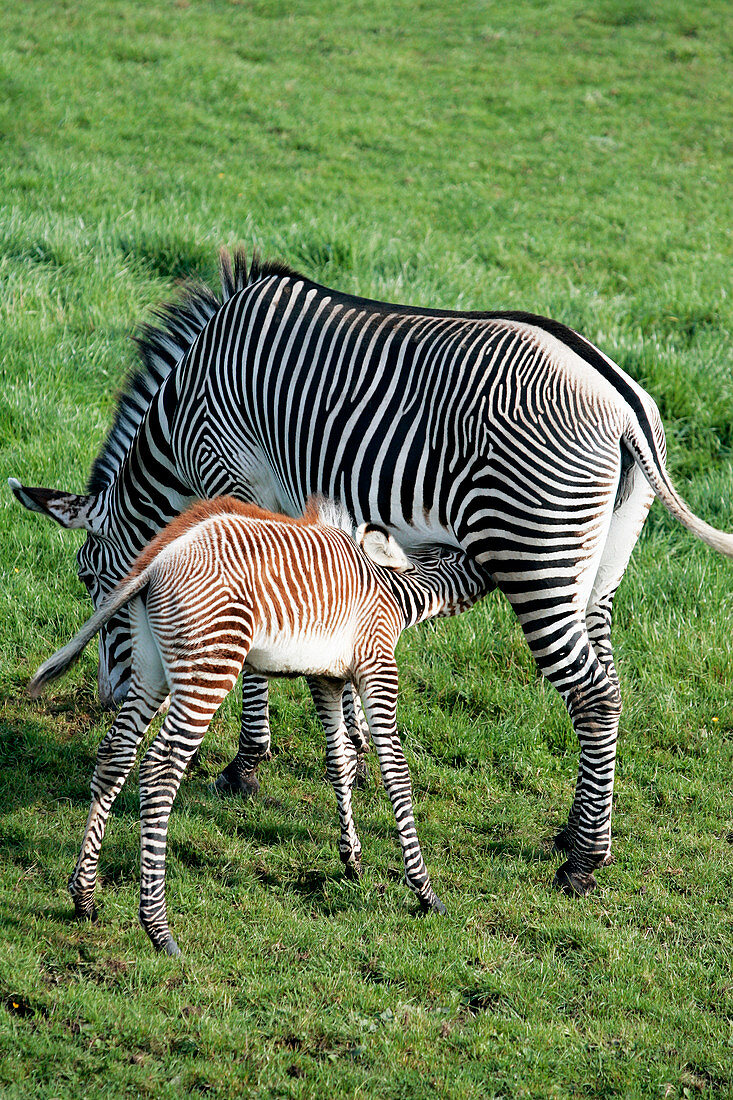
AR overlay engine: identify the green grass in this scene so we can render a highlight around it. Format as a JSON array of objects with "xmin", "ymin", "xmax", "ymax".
[{"xmin": 1, "ymin": 1, "xmax": 732, "ymax": 1096}]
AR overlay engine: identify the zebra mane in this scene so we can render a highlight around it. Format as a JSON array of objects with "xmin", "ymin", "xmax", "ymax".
[{"xmin": 86, "ymin": 248, "xmax": 304, "ymax": 495}]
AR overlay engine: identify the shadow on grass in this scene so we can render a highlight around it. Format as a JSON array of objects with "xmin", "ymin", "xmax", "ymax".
[
  {"xmin": 115, "ymin": 231, "xmax": 214, "ymax": 282},
  {"xmin": 480, "ymin": 836, "xmax": 555, "ymax": 865},
  {"xmin": 0, "ymin": 710, "xmax": 97, "ymax": 812}
]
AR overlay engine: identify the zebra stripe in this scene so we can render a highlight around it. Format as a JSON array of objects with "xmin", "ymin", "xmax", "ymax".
[
  {"xmin": 31, "ymin": 499, "xmax": 486, "ymax": 953},
  {"xmin": 12, "ymin": 249, "xmax": 733, "ymax": 896}
]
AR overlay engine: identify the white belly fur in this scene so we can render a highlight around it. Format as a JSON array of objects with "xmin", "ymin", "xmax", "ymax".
[{"xmin": 246, "ymin": 627, "xmax": 354, "ymax": 678}]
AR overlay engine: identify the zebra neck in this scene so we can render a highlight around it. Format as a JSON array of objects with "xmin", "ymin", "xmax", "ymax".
[{"xmin": 105, "ymin": 385, "xmax": 196, "ymax": 561}]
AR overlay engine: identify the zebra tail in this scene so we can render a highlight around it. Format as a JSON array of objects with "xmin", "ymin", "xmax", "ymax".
[
  {"xmin": 622, "ymin": 409, "xmax": 733, "ymax": 558},
  {"xmin": 28, "ymin": 570, "xmax": 151, "ymax": 698}
]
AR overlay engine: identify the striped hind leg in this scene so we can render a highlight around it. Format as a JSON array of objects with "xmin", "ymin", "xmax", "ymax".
[
  {"xmin": 502, "ymin": 592, "xmax": 623, "ymax": 893},
  {"xmin": 309, "ymin": 677, "xmax": 363, "ymax": 878},
  {"xmin": 356, "ymin": 661, "xmax": 445, "ymax": 914},
  {"xmin": 138, "ymin": 662, "xmax": 242, "ymax": 956},
  {"xmin": 555, "ymin": 467, "xmax": 653, "ymax": 865},
  {"xmin": 69, "ymin": 675, "xmax": 168, "ymax": 920},
  {"xmin": 341, "ymin": 684, "xmax": 371, "ymax": 788},
  {"xmin": 216, "ymin": 676, "xmax": 370, "ymax": 796},
  {"xmin": 69, "ymin": 599, "xmax": 169, "ymax": 921}
]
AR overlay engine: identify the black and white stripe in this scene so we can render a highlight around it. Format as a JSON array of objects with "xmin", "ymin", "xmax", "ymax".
[{"xmin": 12, "ymin": 249, "xmax": 733, "ymax": 895}]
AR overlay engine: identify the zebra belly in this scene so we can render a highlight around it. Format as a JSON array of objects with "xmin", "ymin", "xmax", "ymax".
[{"xmin": 245, "ymin": 629, "xmax": 354, "ymax": 678}]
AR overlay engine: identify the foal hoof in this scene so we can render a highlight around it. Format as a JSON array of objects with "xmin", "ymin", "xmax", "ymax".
[
  {"xmin": 213, "ymin": 768, "xmax": 260, "ymax": 798},
  {"xmin": 553, "ymin": 862, "xmax": 598, "ymax": 897},
  {"xmin": 349, "ymin": 730, "xmax": 370, "ymax": 755}
]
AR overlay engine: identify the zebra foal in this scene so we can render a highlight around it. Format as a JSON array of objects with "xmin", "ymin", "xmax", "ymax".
[{"xmin": 30, "ymin": 497, "xmax": 486, "ymax": 955}]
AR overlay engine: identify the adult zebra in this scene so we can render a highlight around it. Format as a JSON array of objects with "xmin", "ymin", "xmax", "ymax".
[{"xmin": 12, "ymin": 249, "xmax": 733, "ymax": 896}]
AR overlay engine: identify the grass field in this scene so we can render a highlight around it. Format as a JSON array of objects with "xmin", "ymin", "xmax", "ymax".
[{"xmin": 1, "ymin": 1, "xmax": 732, "ymax": 1096}]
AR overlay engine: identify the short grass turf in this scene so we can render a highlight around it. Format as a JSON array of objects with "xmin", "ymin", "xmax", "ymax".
[{"xmin": 1, "ymin": 1, "xmax": 732, "ymax": 1097}]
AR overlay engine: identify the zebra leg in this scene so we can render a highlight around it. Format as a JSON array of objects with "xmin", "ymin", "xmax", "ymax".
[
  {"xmin": 69, "ymin": 678, "xmax": 166, "ymax": 920},
  {"xmin": 342, "ymin": 685, "xmax": 370, "ymax": 754},
  {"xmin": 341, "ymin": 683, "xmax": 371, "ymax": 788},
  {"xmin": 308, "ymin": 678, "xmax": 370, "ymax": 787},
  {"xmin": 309, "ymin": 677, "xmax": 363, "ymax": 878},
  {"xmin": 213, "ymin": 677, "xmax": 370, "ymax": 798},
  {"xmin": 555, "ymin": 589, "xmax": 619, "ymax": 864},
  {"xmin": 511, "ymin": 609, "xmax": 622, "ymax": 895},
  {"xmin": 357, "ymin": 663, "xmax": 446, "ymax": 915},
  {"xmin": 139, "ymin": 680, "xmax": 235, "ymax": 956},
  {"xmin": 555, "ymin": 467, "xmax": 653, "ymax": 866},
  {"xmin": 214, "ymin": 669, "xmax": 271, "ymax": 796}
]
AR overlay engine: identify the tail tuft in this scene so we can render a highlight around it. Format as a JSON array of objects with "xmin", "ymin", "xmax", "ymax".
[{"xmin": 29, "ymin": 644, "xmax": 83, "ymax": 697}]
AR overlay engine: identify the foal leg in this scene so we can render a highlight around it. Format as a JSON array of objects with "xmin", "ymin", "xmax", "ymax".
[
  {"xmin": 215, "ymin": 676, "xmax": 371, "ymax": 797},
  {"xmin": 357, "ymin": 661, "xmax": 445, "ymax": 914},
  {"xmin": 309, "ymin": 677, "xmax": 363, "ymax": 878},
  {"xmin": 342, "ymin": 684, "xmax": 370, "ymax": 754},
  {"xmin": 69, "ymin": 675, "xmax": 167, "ymax": 920},
  {"xmin": 309, "ymin": 677, "xmax": 369, "ymax": 788},
  {"xmin": 214, "ymin": 669, "xmax": 271, "ymax": 796},
  {"xmin": 138, "ymin": 673, "xmax": 238, "ymax": 956}
]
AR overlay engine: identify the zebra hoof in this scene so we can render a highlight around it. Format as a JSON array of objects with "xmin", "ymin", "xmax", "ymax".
[
  {"xmin": 553, "ymin": 862, "xmax": 598, "ymax": 897},
  {"xmin": 348, "ymin": 729, "xmax": 370, "ymax": 755},
  {"xmin": 73, "ymin": 900, "xmax": 98, "ymax": 922},
  {"xmin": 343, "ymin": 856, "xmax": 363, "ymax": 881},
  {"xmin": 69, "ymin": 884, "xmax": 97, "ymax": 922},
  {"xmin": 419, "ymin": 894, "xmax": 447, "ymax": 916},
  {"xmin": 213, "ymin": 767, "xmax": 260, "ymax": 798}
]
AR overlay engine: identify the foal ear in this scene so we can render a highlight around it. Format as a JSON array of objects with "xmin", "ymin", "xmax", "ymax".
[
  {"xmin": 357, "ymin": 523, "xmax": 413, "ymax": 572},
  {"xmin": 8, "ymin": 478, "xmax": 100, "ymax": 531}
]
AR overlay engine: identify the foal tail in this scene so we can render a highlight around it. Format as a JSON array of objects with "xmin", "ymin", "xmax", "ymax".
[{"xmin": 29, "ymin": 570, "xmax": 151, "ymax": 698}]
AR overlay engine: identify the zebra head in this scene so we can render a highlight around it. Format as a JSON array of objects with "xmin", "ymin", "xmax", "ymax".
[
  {"xmin": 357, "ymin": 522, "xmax": 489, "ymax": 623},
  {"xmin": 404, "ymin": 544, "xmax": 489, "ymax": 619},
  {"xmin": 9, "ymin": 478, "xmax": 131, "ymax": 707}
]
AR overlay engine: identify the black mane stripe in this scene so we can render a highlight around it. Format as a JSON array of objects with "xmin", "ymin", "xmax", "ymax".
[{"xmin": 86, "ymin": 246, "xmax": 652, "ymax": 497}]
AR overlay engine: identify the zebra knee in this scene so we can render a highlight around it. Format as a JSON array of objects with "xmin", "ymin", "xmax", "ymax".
[{"xmin": 566, "ymin": 674, "xmax": 622, "ymax": 729}]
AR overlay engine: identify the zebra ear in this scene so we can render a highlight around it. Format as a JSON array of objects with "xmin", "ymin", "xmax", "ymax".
[
  {"xmin": 357, "ymin": 523, "xmax": 413, "ymax": 572},
  {"xmin": 8, "ymin": 479, "xmax": 101, "ymax": 532}
]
